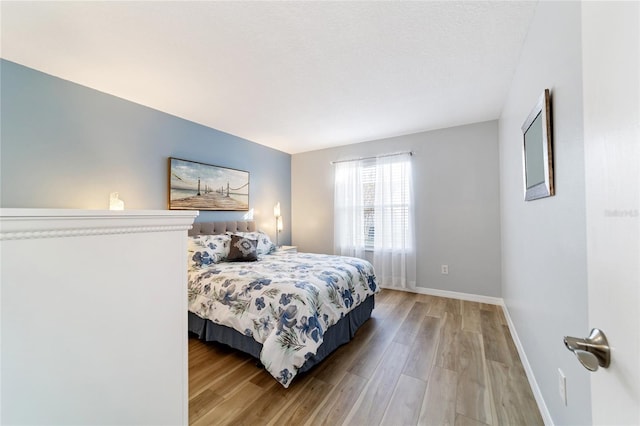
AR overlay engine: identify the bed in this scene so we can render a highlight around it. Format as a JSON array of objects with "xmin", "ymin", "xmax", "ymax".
[{"xmin": 187, "ymin": 220, "xmax": 379, "ymax": 387}]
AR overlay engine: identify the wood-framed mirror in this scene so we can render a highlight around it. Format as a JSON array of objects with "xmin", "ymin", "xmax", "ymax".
[{"xmin": 521, "ymin": 88, "xmax": 554, "ymax": 201}]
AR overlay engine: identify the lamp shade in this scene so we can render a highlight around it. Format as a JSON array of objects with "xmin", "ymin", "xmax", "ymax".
[{"xmin": 274, "ymin": 202, "xmax": 281, "ymax": 217}]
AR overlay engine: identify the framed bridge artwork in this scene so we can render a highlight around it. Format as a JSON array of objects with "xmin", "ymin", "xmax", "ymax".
[{"xmin": 168, "ymin": 157, "xmax": 249, "ymax": 211}]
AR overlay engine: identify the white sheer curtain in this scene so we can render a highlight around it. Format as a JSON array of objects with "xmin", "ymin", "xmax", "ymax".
[
  {"xmin": 333, "ymin": 160, "xmax": 366, "ymax": 258},
  {"xmin": 373, "ymin": 153, "xmax": 416, "ymax": 289}
]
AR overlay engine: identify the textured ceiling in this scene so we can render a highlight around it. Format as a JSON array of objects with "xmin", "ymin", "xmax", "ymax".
[{"xmin": 1, "ymin": 1, "xmax": 537, "ymax": 154}]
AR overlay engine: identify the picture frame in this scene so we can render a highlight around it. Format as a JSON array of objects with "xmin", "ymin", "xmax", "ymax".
[
  {"xmin": 521, "ymin": 88, "xmax": 554, "ymax": 201},
  {"xmin": 168, "ymin": 157, "xmax": 249, "ymax": 211}
]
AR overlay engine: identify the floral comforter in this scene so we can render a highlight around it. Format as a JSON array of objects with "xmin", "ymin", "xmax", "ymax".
[{"xmin": 188, "ymin": 251, "xmax": 379, "ymax": 387}]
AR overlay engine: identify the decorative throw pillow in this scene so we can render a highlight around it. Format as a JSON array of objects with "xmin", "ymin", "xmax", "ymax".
[
  {"xmin": 226, "ymin": 231, "xmax": 276, "ymax": 255},
  {"xmin": 208, "ymin": 234, "xmax": 232, "ymax": 259},
  {"xmin": 255, "ymin": 230, "xmax": 277, "ymax": 255},
  {"xmin": 187, "ymin": 234, "xmax": 231, "ymax": 269},
  {"xmin": 227, "ymin": 234, "xmax": 258, "ymax": 262}
]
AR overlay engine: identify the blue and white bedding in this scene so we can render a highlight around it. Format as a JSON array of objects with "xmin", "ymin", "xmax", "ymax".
[{"xmin": 188, "ymin": 251, "xmax": 379, "ymax": 387}]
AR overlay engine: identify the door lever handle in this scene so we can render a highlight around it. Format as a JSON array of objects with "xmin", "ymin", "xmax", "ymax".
[{"xmin": 563, "ymin": 328, "xmax": 610, "ymax": 371}]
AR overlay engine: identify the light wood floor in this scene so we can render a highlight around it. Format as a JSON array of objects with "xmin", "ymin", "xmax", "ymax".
[{"xmin": 189, "ymin": 289, "xmax": 544, "ymax": 425}]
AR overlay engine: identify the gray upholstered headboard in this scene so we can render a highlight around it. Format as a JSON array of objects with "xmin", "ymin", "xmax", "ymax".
[{"xmin": 188, "ymin": 220, "xmax": 256, "ymax": 236}]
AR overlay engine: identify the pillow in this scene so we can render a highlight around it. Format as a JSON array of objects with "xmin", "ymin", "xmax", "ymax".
[
  {"xmin": 227, "ymin": 234, "xmax": 258, "ymax": 262},
  {"xmin": 255, "ymin": 230, "xmax": 277, "ymax": 255},
  {"xmin": 226, "ymin": 230, "xmax": 276, "ymax": 255},
  {"xmin": 187, "ymin": 234, "xmax": 231, "ymax": 269}
]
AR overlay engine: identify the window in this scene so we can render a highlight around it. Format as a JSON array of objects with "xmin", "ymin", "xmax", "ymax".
[
  {"xmin": 361, "ymin": 161, "xmax": 376, "ymax": 248},
  {"xmin": 334, "ymin": 152, "xmax": 416, "ymax": 288},
  {"xmin": 334, "ymin": 154, "xmax": 413, "ymax": 252},
  {"xmin": 359, "ymin": 159, "xmax": 412, "ymax": 249}
]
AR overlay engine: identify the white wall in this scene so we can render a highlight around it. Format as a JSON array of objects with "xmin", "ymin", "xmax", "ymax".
[
  {"xmin": 1, "ymin": 209, "xmax": 197, "ymax": 425},
  {"xmin": 498, "ymin": 2, "xmax": 590, "ymax": 424},
  {"xmin": 292, "ymin": 120, "xmax": 502, "ymax": 297}
]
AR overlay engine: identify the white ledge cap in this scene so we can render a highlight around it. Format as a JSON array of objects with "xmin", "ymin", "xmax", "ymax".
[{"xmin": 0, "ymin": 209, "xmax": 199, "ymax": 240}]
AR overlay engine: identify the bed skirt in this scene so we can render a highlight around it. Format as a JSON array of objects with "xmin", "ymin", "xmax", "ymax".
[{"xmin": 188, "ymin": 295, "xmax": 375, "ymax": 374}]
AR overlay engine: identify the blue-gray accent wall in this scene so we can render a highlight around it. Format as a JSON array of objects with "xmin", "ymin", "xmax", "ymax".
[{"xmin": 0, "ymin": 59, "xmax": 291, "ymax": 243}]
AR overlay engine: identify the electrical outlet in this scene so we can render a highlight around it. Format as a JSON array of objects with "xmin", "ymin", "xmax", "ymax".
[
  {"xmin": 558, "ymin": 368, "xmax": 567, "ymax": 406},
  {"xmin": 441, "ymin": 264, "xmax": 449, "ymax": 275}
]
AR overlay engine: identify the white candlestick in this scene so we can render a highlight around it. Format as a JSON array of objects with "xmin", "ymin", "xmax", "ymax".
[{"xmin": 109, "ymin": 192, "xmax": 125, "ymax": 210}]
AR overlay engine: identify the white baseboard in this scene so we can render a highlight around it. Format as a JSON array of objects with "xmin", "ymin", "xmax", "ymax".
[
  {"xmin": 381, "ymin": 285, "xmax": 503, "ymax": 306},
  {"xmin": 501, "ymin": 304, "xmax": 554, "ymax": 426}
]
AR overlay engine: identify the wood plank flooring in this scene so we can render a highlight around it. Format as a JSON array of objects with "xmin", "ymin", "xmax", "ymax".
[{"xmin": 189, "ymin": 289, "xmax": 544, "ymax": 425}]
